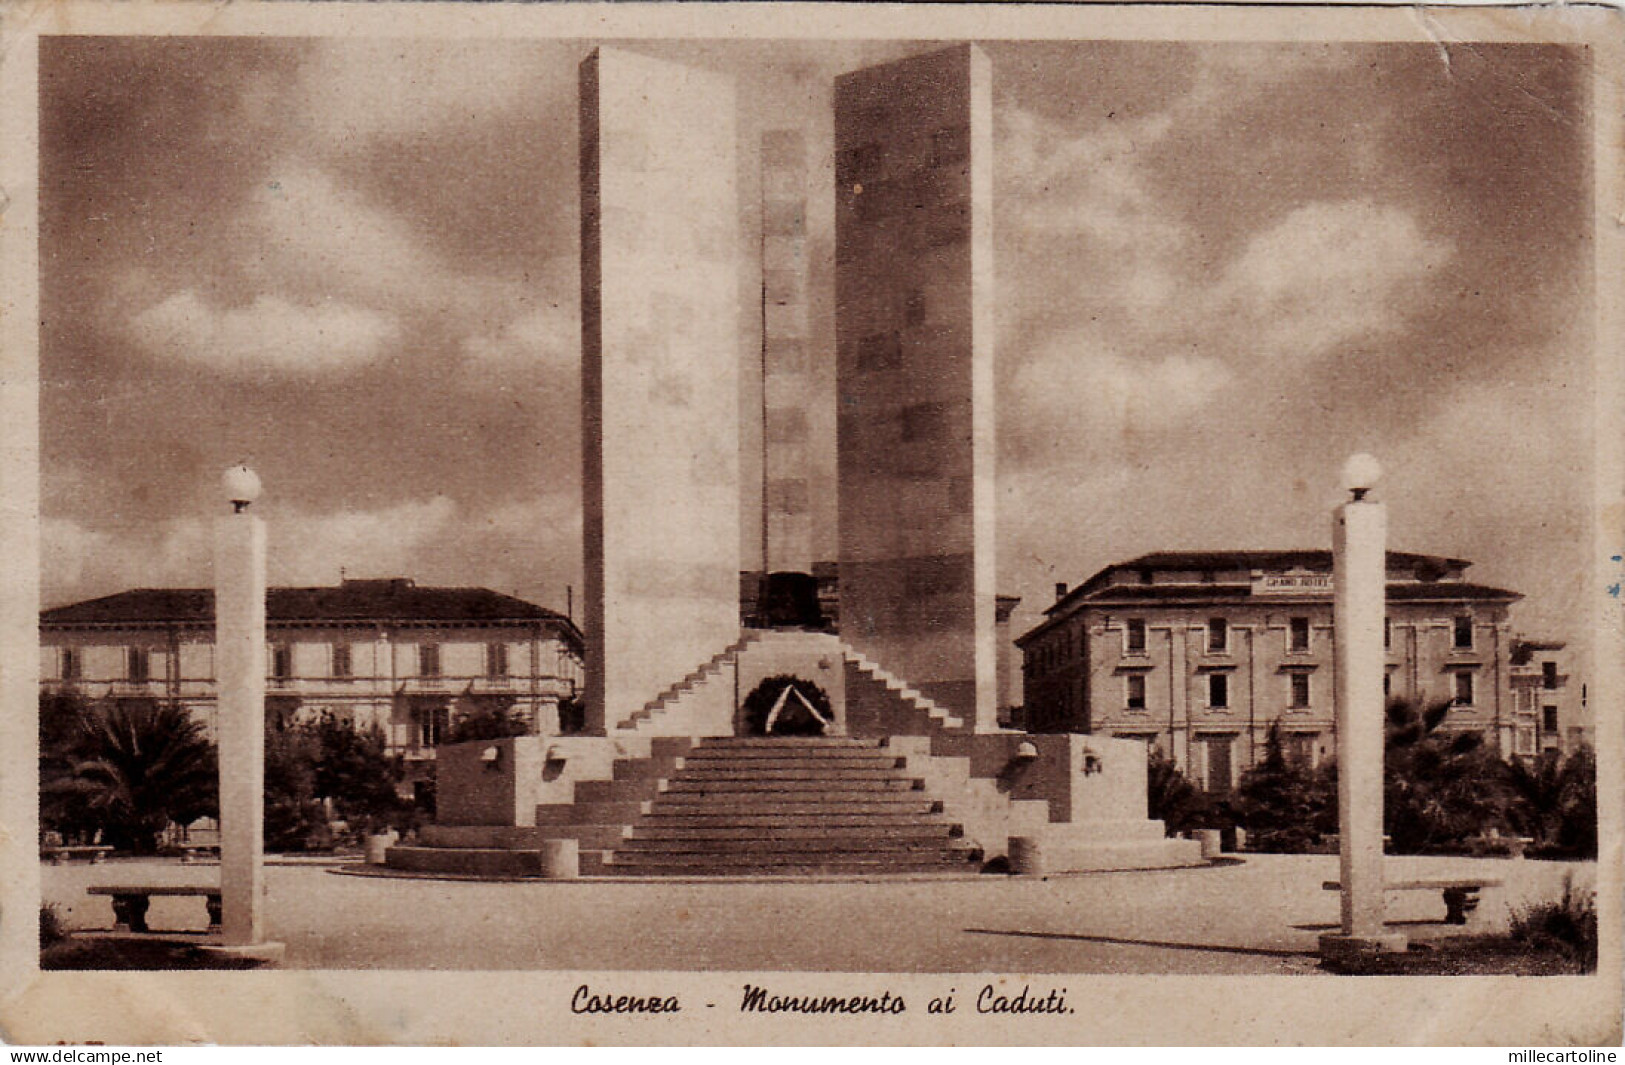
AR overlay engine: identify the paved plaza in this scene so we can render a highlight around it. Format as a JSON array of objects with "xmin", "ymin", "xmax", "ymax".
[{"xmin": 41, "ymin": 854, "xmax": 1594, "ymax": 973}]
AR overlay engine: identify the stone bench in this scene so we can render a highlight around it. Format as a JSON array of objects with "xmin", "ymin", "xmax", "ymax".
[
  {"xmin": 1465, "ymin": 835, "xmax": 1534, "ymax": 859},
  {"xmin": 1322, "ymin": 878, "xmax": 1504, "ymax": 925},
  {"xmin": 88, "ymin": 885, "xmax": 220, "ymax": 934},
  {"xmin": 41, "ymin": 845, "xmax": 112, "ymax": 865}
]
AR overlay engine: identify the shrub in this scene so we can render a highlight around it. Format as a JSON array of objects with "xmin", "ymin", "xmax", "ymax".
[
  {"xmin": 1510, "ymin": 875, "xmax": 1597, "ymax": 971},
  {"xmin": 47, "ymin": 697, "xmax": 218, "ymax": 854},
  {"xmin": 40, "ymin": 904, "xmax": 67, "ymax": 949},
  {"xmin": 446, "ymin": 698, "xmax": 530, "ymax": 744},
  {"xmin": 1232, "ymin": 724, "xmax": 1332, "ymax": 852},
  {"xmin": 1147, "ymin": 750, "xmax": 1217, "ymax": 837}
]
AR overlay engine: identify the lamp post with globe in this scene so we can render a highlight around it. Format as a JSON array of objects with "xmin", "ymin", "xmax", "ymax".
[
  {"xmin": 1320, "ymin": 454, "xmax": 1408, "ymax": 960},
  {"xmin": 215, "ymin": 465, "xmax": 270, "ymax": 949}
]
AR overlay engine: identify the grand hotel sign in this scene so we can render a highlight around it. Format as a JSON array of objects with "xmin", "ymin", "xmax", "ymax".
[{"xmin": 1250, "ymin": 571, "xmax": 1334, "ymax": 596}]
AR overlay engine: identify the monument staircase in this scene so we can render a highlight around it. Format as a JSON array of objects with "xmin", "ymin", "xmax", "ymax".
[
  {"xmin": 613, "ymin": 633, "xmax": 761, "ymax": 733},
  {"xmin": 538, "ymin": 736, "xmax": 983, "ymax": 876}
]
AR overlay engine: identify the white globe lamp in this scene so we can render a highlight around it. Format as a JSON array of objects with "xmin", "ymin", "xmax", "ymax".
[
  {"xmin": 1341, "ymin": 453, "xmax": 1382, "ymax": 502},
  {"xmin": 223, "ymin": 465, "xmax": 262, "ymax": 513}
]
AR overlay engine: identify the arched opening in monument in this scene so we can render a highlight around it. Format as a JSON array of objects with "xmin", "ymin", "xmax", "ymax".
[{"xmin": 740, "ymin": 674, "xmax": 834, "ymax": 736}]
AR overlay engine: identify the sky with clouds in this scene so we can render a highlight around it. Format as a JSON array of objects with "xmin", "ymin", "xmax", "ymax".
[{"xmin": 40, "ymin": 37, "xmax": 1593, "ymax": 669}]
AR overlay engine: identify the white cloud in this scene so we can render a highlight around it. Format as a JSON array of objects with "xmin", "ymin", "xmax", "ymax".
[
  {"xmin": 286, "ymin": 40, "xmax": 572, "ymax": 142},
  {"xmin": 1215, "ymin": 199, "xmax": 1453, "ymax": 362},
  {"xmin": 43, "ymin": 493, "xmax": 586, "ymax": 609},
  {"xmin": 42, "ymin": 518, "xmax": 119, "ymax": 597},
  {"xmin": 130, "ymin": 289, "xmax": 399, "ymax": 374},
  {"xmin": 242, "ymin": 160, "xmax": 450, "ymax": 310},
  {"xmin": 461, "ymin": 305, "xmax": 579, "ymax": 370},
  {"xmin": 269, "ymin": 496, "xmax": 460, "ymax": 585},
  {"xmin": 1012, "ymin": 331, "xmax": 1234, "ymax": 437}
]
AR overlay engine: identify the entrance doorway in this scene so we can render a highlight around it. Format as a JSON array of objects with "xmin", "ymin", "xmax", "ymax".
[{"xmin": 740, "ymin": 675, "xmax": 834, "ymax": 736}]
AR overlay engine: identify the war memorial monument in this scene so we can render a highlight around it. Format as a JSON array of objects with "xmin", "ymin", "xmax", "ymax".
[{"xmin": 385, "ymin": 45, "xmax": 1200, "ymax": 879}]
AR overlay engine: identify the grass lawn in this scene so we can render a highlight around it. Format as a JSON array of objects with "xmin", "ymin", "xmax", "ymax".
[
  {"xmin": 41, "ymin": 937, "xmax": 268, "ymax": 971},
  {"xmin": 1326, "ymin": 934, "xmax": 1594, "ymax": 976}
]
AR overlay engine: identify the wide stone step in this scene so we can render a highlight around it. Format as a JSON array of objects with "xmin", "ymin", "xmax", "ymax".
[
  {"xmin": 574, "ymin": 779, "xmax": 669, "ymax": 802},
  {"xmin": 662, "ymin": 778, "xmax": 922, "ymax": 794},
  {"xmin": 677, "ymin": 755, "xmax": 906, "ymax": 770},
  {"xmin": 534, "ymin": 801, "xmax": 646, "ymax": 825},
  {"xmin": 614, "ymin": 836, "xmax": 959, "ymax": 855},
  {"xmin": 666, "ymin": 767, "xmax": 910, "ymax": 783},
  {"xmin": 385, "ymin": 845, "xmax": 540, "ymax": 877},
  {"xmin": 695, "ymin": 737, "xmax": 882, "ymax": 749},
  {"xmin": 648, "ymin": 798, "xmax": 943, "ymax": 817},
  {"xmin": 601, "ymin": 852, "xmax": 976, "ymax": 876},
  {"xmin": 529, "ymin": 823, "xmax": 629, "ymax": 848},
  {"xmin": 631, "ymin": 823, "xmax": 958, "ymax": 841},
  {"xmin": 681, "ymin": 747, "xmax": 898, "ymax": 762},
  {"xmin": 641, "ymin": 810, "xmax": 946, "ymax": 829}
]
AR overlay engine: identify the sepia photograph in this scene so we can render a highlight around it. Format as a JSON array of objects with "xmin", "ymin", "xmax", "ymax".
[{"xmin": 1, "ymin": 1, "xmax": 1620, "ymax": 1046}]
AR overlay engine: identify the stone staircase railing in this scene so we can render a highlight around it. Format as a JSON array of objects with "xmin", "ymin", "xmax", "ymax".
[
  {"xmin": 613, "ymin": 633, "xmax": 759, "ymax": 733},
  {"xmin": 841, "ymin": 644, "xmax": 968, "ymax": 734}
]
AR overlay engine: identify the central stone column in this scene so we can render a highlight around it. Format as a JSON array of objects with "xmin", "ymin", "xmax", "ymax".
[
  {"xmin": 580, "ymin": 48, "xmax": 742, "ymax": 731},
  {"xmin": 833, "ymin": 45, "xmax": 998, "ymax": 732}
]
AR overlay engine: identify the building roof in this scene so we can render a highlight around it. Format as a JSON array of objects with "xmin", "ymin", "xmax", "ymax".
[
  {"xmin": 1116, "ymin": 549, "xmax": 1470, "ymax": 573},
  {"xmin": 1019, "ymin": 549, "xmax": 1519, "ymax": 646},
  {"xmin": 41, "ymin": 578, "xmax": 580, "ymax": 641},
  {"xmin": 1061, "ymin": 581, "xmax": 1520, "ymax": 605}
]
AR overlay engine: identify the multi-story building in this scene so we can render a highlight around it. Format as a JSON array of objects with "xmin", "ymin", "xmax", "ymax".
[
  {"xmin": 1015, "ymin": 550, "xmax": 1523, "ymax": 791},
  {"xmin": 1509, "ymin": 637, "xmax": 1589, "ymax": 756},
  {"xmin": 41, "ymin": 578, "xmax": 585, "ymax": 796}
]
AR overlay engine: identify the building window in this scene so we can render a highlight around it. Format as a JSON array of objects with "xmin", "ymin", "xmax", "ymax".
[
  {"xmin": 1453, "ymin": 615, "xmax": 1474, "ymax": 650},
  {"xmin": 416, "ymin": 704, "xmax": 450, "ymax": 747},
  {"xmin": 1383, "ymin": 673, "xmax": 1392, "ymax": 697},
  {"xmin": 1289, "ymin": 616, "xmax": 1310, "ymax": 653},
  {"xmin": 270, "ymin": 644, "xmax": 293, "ymax": 681},
  {"xmin": 1126, "ymin": 674, "xmax": 1146, "ymax": 711},
  {"xmin": 1289, "ymin": 672, "xmax": 1311, "ymax": 709},
  {"xmin": 1207, "ymin": 617, "xmax": 1228, "ymax": 654},
  {"xmin": 332, "ymin": 642, "xmax": 352, "ymax": 678},
  {"xmin": 1542, "ymin": 661, "xmax": 1559, "ymax": 690},
  {"xmin": 1125, "ymin": 618, "xmax": 1147, "ymax": 655},
  {"xmin": 419, "ymin": 643, "xmax": 441, "ymax": 678},
  {"xmin": 1384, "ymin": 616, "xmax": 1392, "ymax": 649},
  {"xmin": 486, "ymin": 641, "xmax": 508, "ymax": 678},
  {"xmin": 1284, "ymin": 733, "xmax": 1317, "ymax": 770},
  {"xmin": 1517, "ymin": 727, "xmax": 1536, "ymax": 756},
  {"xmin": 60, "ymin": 647, "xmax": 81, "ymax": 682},
  {"xmin": 1453, "ymin": 670, "xmax": 1474, "ymax": 706},
  {"xmin": 1542, "ymin": 705, "xmax": 1559, "ymax": 733},
  {"xmin": 1208, "ymin": 672, "xmax": 1229, "ymax": 709},
  {"xmin": 1203, "ymin": 735, "xmax": 1234, "ymax": 792},
  {"xmin": 126, "ymin": 647, "xmax": 149, "ymax": 683}
]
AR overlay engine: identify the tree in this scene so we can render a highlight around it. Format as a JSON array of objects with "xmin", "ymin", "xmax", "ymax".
[
  {"xmin": 310, "ymin": 714, "xmax": 403, "ymax": 833},
  {"xmin": 39, "ymin": 690, "xmax": 99, "ymax": 844},
  {"xmin": 446, "ymin": 697, "xmax": 530, "ymax": 744},
  {"xmin": 1381, "ymin": 697, "xmax": 1512, "ymax": 853},
  {"xmin": 1507, "ymin": 745, "xmax": 1596, "ymax": 858},
  {"xmin": 48, "ymin": 698, "xmax": 218, "ymax": 854},
  {"xmin": 1146, "ymin": 749, "xmax": 1214, "ymax": 837},
  {"xmin": 264, "ymin": 718, "xmax": 325, "ymax": 851},
  {"xmin": 1232, "ymin": 723, "xmax": 1332, "ymax": 852}
]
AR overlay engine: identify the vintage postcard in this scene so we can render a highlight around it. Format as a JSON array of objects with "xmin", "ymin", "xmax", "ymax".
[{"xmin": 0, "ymin": 0, "xmax": 1620, "ymax": 1047}]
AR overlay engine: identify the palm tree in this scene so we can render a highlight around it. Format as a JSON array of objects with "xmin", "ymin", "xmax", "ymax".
[
  {"xmin": 54, "ymin": 698, "xmax": 218, "ymax": 854},
  {"xmin": 1381, "ymin": 696, "xmax": 1511, "ymax": 853}
]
